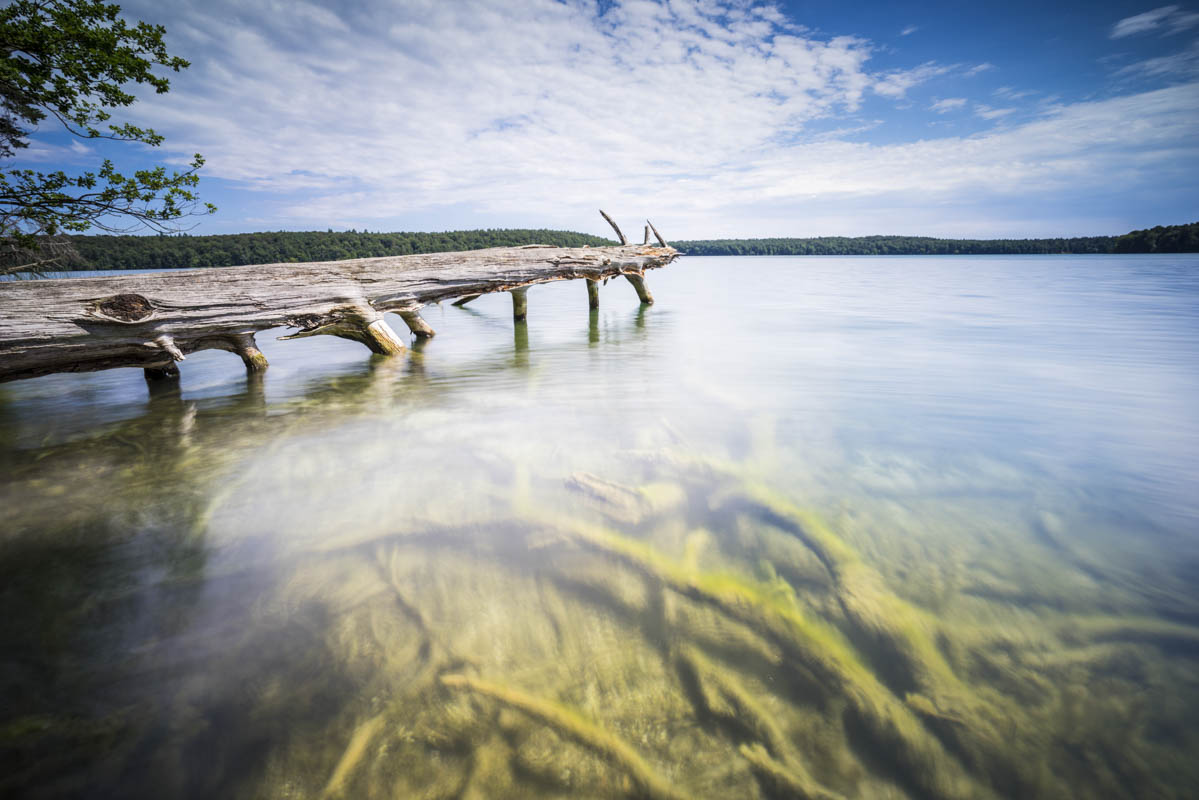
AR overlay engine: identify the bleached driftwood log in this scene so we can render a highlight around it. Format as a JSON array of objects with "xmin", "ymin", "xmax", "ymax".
[{"xmin": 0, "ymin": 216, "xmax": 678, "ymax": 383}]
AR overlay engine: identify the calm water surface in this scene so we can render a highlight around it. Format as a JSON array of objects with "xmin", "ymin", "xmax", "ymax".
[{"xmin": 2, "ymin": 255, "xmax": 1197, "ymax": 799}]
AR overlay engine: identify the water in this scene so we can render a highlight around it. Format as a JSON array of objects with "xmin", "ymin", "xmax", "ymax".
[{"xmin": 1, "ymin": 254, "xmax": 1197, "ymax": 799}]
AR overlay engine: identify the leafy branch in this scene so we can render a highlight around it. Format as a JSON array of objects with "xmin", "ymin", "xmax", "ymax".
[{"xmin": 0, "ymin": 0, "xmax": 215, "ymax": 275}]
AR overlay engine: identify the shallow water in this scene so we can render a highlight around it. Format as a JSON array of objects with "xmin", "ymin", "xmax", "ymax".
[{"xmin": 1, "ymin": 254, "xmax": 1197, "ymax": 799}]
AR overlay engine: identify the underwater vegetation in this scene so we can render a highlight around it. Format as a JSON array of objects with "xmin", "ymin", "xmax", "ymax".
[{"xmin": 1, "ymin": 341, "xmax": 1197, "ymax": 800}]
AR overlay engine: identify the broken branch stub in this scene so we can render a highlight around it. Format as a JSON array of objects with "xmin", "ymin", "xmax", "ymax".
[
  {"xmin": 647, "ymin": 220, "xmax": 668, "ymax": 248},
  {"xmin": 599, "ymin": 209, "xmax": 628, "ymax": 245}
]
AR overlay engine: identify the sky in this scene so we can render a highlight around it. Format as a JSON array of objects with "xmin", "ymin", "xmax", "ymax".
[{"xmin": 17, "ymin": 0, "xmax": 1199, "ymax": 239}]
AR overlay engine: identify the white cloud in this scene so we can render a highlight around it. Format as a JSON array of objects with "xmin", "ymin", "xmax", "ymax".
[
  {"xmin": 994, "ymin": 86, "xmax": 1037, "ymax": 100},
  {"xmin": 900, "ymin": 25, "xmax": 918, "ymax": 36},
  {"xmin": 1114, "ymin": 39, "xmax": 1199, "ymax": 79},
  {"xmin": 12, "ymin": 140, "xmax": 96, "ymax": 163},
  {"xmin": 1171, "ymin": 11, "xmax": 1199, "ymax": 32},
  {"xmin": 873, "ymin": 62, "xmax": 954, "ymax": 97},
  {"xmin": 1112, "ymin": 5, "xmax": 1178, "ymax": 37},
  {"xmin": 929, "ymin": 97, "xmax": 967, "ymax": 113},
  {"xmin": 1110, "ymin": 5, "xmax": 1199, "ymax": 38},
  {"xmin": 116, "ymin": 1, "xmax": 884, "ymax": 193},
  {"xmin": 974, "ymin": 104, "xmax": 1017, "ymax": 119},
  {"xmin": 721, "ymin": 84, "xmax": 1199, "ymax": 204},
  {"xmin": 49, "ymin": 0, "xmax": 1198, "ymax": 237},
  {"xmin": 964, "ymin": 63, "xmax": 995, "ymax": 77},
  {"xmin": 872, "ymin": 61, "xmax": 993, "ymax": 99}
]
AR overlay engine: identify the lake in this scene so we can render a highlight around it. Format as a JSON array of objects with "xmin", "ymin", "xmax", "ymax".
[{"xmin": 2, "ymin": 254, "xmax": 1197, "ymax": 799}]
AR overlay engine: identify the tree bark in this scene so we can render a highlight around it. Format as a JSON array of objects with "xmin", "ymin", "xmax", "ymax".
[
  {"xmin": 509, "ymin": 287, "xmax": 529, "ymax": 321},
  {"xmin": 0, "ymin": 243, "xmax": 678, "ymax": 382},
  {"xmin": 397, "ymin": 309, "xmax": 436, "ymax": 338},
  {"xmin": 624, "ymin": 273, "xmax": 654, "ymax": 305}
]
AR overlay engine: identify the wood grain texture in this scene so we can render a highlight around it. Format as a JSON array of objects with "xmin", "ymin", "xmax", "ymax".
[{"xmin": 0, "ymin": 243, "xmax": 678, "ymax": 382}]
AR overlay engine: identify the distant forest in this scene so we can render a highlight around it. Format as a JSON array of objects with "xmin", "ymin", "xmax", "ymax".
[
  {"xmin": 678, "ymin": 221, "xmax": 1198, "ymax": 256},
  {"xmin": 63, "ymin": 229, "xmax": 613, "ymax": 270},
  {"xmin": 674, "ymin": 235, "xmax": 1116, "ymax": 256},
  {"xmin": 1111, "ymin": 221, "xmax": 1199, "ymax": 254},
  {"xmin": 58, "ymin": 221, "xmax": 1198, "ymax": 270}
]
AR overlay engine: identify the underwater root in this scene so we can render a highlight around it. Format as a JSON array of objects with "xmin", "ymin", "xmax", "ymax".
[
  {"xmin": 739, "ymin": 743, "xmax": 845, "ymax": 800},
  {"xmin": 526, "ymin": 513, "xmax": 985, "ymax": 800},
  {"xmin": 712, "ymin": 485, "xmax": 860, "ymax": 580},
  {"xmin": 321, "ymin": 713, "xmax": 386, "ymax": 798},
  {"xmin": 675, "ymin": 645, "xmax": 844, "ymax": 800},
  {"xmin": 716, "ymin": 487, "xmax": 999, "ymax": 736},
  {"xmin": 1064, "ymin": 616, "xmax": 1199, "ymax": 655},
  {"xmin": 439, "ymin": 674, "xmax": 688, "ymax": 800},
  {"xmin": 675, "ymin": 644, "xmax": 792, "ymax": 762}
]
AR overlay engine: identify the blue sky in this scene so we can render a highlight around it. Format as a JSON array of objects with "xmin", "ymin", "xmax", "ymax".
[{"xmin": 17, "ymin": 0, "xmax": 1199, "ymax": 239}]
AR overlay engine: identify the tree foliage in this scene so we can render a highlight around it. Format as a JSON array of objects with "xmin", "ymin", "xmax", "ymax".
[
  {"xmin": 59, "ymin": 228, "xmax": 616, "ymax": 270},
  {"xmin": 38, "ymin": 221, "xmax": 1199, "ymax": 273},
  {"xmin": 0, "ymin": 0, "xmax": 213, "ymax": 273},
  {"xmin": 675, "ymin": 223, "xmax": 1199, "ymax": 256},
  {"xmin": 673, "ymin": 234, "xmax": 1121, "ymax": 256},
  {"xmin": 1113, "ymin": 221, "xmax": 1199, "ymax": 254}
]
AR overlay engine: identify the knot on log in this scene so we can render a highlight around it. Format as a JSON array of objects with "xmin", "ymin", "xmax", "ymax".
[
  {"xmin": 90, "ymin": 293, "xmax": 157, "ymax": 323},
  {"xmin": 284, "ymin": 313, "xmax": 326, "ymax": 332}
]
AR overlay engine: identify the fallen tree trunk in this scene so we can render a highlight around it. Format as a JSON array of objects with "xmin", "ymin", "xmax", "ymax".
[{"xmin": 0, "ymin": 239, "xmax": 678, "ymax": 383}]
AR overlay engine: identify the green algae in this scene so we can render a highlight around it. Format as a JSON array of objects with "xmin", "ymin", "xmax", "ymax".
[
  {"xmin": 441, "ymin": 674, "xmax": 687, "ymax": 800},
  {"xmin": 740, "ymin": 743, "xmax": 845, "ymax": 800},
  {"xmin": 3, "ymin": 365, "xmax": 1199, "ymax": 800},
  {"xmin": 714, "ymin": 484, "xmax": 1010, "ymax": 745},
  {"xmin": 321, "ymin": 713, "xmax": 387, "ymax": 798},
  {"xmin": 675, "ymin": 644, "xmax": 844, "ymax": 800},
  {"xmin": 520, "ymin": 508, "xmax": 986, "ymax": 799}
]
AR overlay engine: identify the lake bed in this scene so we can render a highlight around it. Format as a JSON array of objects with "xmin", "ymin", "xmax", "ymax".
[{"xmin": 2, "ymin": 254, "xmax": 1197, "ymax": 799}]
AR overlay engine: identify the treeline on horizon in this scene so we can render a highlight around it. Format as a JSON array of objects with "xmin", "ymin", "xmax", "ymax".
[
  {"xmin": 677, "ymin": 221, "xmax": 1198, "ymax": 256},
  {"xmin": 62, "ymin": 229, "xmax": 614, "ymax": 270},
  {"xmin": 58, "ymin": 221, "xmax": 1198, "ymax": 270}
]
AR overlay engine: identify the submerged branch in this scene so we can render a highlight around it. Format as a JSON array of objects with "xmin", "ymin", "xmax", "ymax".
[
  {"xmin": 522, "ymin": 510, "xmax": 986, "ymax": 799},
  {"xmin": 439, "ymin": 674, "xmax": 687, "ymax": 800}
]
